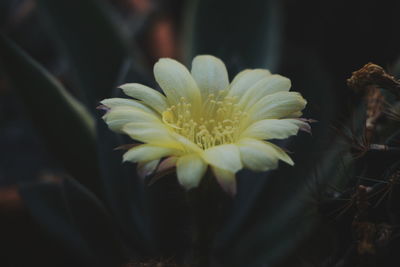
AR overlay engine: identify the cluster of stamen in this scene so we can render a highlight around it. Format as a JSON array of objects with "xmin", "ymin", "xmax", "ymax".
[{"xmin": 162, "ymin": 91, "xmax": 245, "ymax": 149}]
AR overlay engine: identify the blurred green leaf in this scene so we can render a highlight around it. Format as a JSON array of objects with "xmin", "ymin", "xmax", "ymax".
[
  {"xmin": 183, "ymin": 0, "xmax": 283, "ymax": 71},
  {"xmin": 0, "ymin": 35, "xmax": 100, "ymax": 195},
  {"xmin": 96, "ymin": 115, "xmax": 156, "ymax": 256},
  {"xmin": 37, "ymin": 0, "xmax": 133, "ymax": 108},
  {"xmin": 19, "ymin": 177, "xmax": 126, "ymax": 267}
]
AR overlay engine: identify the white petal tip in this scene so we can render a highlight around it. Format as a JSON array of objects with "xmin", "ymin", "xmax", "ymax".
[
  {"xmin": 118, "ymin": 83, "xmax": 135, "ymax": 90},
  {"xmin": 286, "ymin": 160, "xmax": 295, "ymax": 166},
  {"xmin": 181, "ymin": 182, "xmax": 198, "ymax": 191},
  {"xmin": 212, "ymin": 167, "xmax": 237, "ymax": 196}
]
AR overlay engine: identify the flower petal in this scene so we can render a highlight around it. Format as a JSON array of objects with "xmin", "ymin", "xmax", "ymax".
[
  {"xmin": 119, "ymin": 83, "xmax": 168, "ymax": 114},
  {"xmin": 241, "ymin": 119, "xmax": 306, "ymax": 140},
  {"xmin": 156, "ymin": 156, "xmax": 178, "ymax": 173},
  {"xmin": 176, "ymin": 153, "xmax": 207, "ymax": 190},
  {"xmin": 103, "ymin": 106, "xmax": 161, "ymax": 132},
  {"xmin": 228, "ymin": 69, "xmax": 271, "ymax": 98},
  {"xmin": 101, "ymin": 98, "xmax": 159, "ymax": 116},
  {"xmin": 238, "ymin": 138, "xmax": 293, "ymax": 172},
  {"xmin": 137, "ymin": 159, "xmax": 160, "ymax": 179},
  {"xmin": 286, "ymin": 111, "xmax": 303, "ymax": 118},
  {"xmin": 295, "ymin": 119, "xmax": 313, "ymax": 134},
  {"xmin": 154, "ymin": 58, "xmax": 201, "ymax": 109},
  {"xmin": 123, "ymin": 144, "xmax": 180, "ymax": 162},
  {"xmin": 238, "ymin": 139, "xmax": 279, "ymax": 171},
  {"xmin": 191, "ymin": 55, "xmax": 229, "ymax": 100},
  {"xmin": 212, "ymin": 166, "xmax": 237, "ymax": 195},
  {"xmin": 247, "ymin": 92, "xmax": 307, "ymax": 122},
  {"xmin": 266, "ymin": 141, "xmax": 294, "ymax": 166},
  {"xmin": 238, "ymin": 75, "xmax": 291, "ymax": 110},
  {"xmin": 122, "ymin": 122, "xmax": 182, "ymax": 149},
  {"xmin": 203, "ymin": 144, "xmax": 242, "ymax": 172}
]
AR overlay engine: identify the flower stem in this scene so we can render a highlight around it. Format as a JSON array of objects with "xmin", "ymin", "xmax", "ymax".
[{"xmin": 186, "ymin": 171, "xmax": 230, "ymax": 266}]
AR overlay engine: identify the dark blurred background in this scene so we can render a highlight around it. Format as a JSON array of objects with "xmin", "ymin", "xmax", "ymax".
[{"xmin": 1, "ymin": 0, "xmax": 400, "ymax": 266}]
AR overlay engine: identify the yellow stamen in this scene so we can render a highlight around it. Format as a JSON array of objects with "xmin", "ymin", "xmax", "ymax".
[{"xmin": 162, "ymin": 92, "xmax": 245, "ymax": 149}]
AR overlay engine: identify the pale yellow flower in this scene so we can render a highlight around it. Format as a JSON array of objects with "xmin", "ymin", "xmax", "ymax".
[{"xmin": 101, "ymin": 55, "xmax": 309, "ymax": 195}]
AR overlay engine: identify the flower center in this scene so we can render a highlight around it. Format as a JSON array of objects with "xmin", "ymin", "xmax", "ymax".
[{"xmin": 162, "ymin": 91, "xmax": 245, "ymax": 149}]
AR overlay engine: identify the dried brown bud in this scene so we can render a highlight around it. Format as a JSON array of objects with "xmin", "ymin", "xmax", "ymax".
[
  {"xmin": 347, "ymin": 63, "xmax": 400, "ymax": 97},
  {"xmin": 346, "ymin": 63, "xmax": 399, "ymax": 142}
]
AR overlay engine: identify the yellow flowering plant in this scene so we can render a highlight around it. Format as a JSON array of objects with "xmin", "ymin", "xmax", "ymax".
[{"xmin": 101, "ymin": 55, "xmax": 309, "ymax": 195}]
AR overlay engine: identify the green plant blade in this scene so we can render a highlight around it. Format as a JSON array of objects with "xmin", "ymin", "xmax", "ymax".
[
  {"xmin": 96, "ymin": 115, "xmax": 156, "ymax": 255},
  {"xmin": 0, "ymin": 35, "xmax": 100, "ymax": 195},
  {"xmin": 183, "ymin": 0, "xmax": 283, "ymax": 71},
  {"xmin": 19, "ymin": 177, "xmax": 126, "ymax": 267},
  {"xmin": 37, "ymin": 0, "xmax": 131, "ymax": 108}
]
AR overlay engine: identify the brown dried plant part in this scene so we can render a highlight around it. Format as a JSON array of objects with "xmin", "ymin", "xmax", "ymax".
[
  {"xmin": 353, "ymin": 221, "xmax": 377, "ymax": 255},
  {"xmin": 347, "ymin": 63, "xmax": 400, "ymax": 143},
  {"xmin": 341, "ymin": 182, "xmax": 398, "ymax": 257},
  {"xmin": 353, "ymin": 185, "xmax": 372, "ymax": 222},
  {"xmin": 347, "ymin": 63, "xmax": 400, "ymax": 97},
  {"xmin": 350, "ymin": 184, "xmax": 395, "ymax": 257},
  {"xmin": 364, "ymin": 88, "xmax": 384, "ymax": 142},
  {"xmin": 328, "ymin": 185, "xmax": 372, "ymax": 219},
  {"xmin": 352, "ymin": 222, "xmax": 394, "ymax": 256}
]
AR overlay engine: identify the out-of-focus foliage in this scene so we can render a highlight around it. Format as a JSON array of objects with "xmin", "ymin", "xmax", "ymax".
[
  {"xmin": 19, "ymin": 177, "xmax": 126, "ymax": 267},
  {"xmin": 37, "ymin": 0, "xmax": 130, "ymax": 107},
  {"xmin": 184, "ymin": 0, "xmax": 283, "ymax": 71},
  {"xmin": 0, "ymin": 35, "xmax": 99, "ymax": 194}
]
